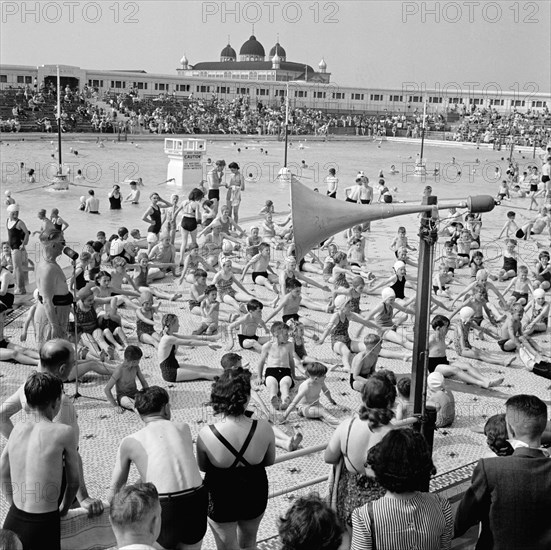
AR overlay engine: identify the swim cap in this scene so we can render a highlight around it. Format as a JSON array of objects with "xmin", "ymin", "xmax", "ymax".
[
  {"xmin": 80, "ymin": 196, "xmax": 85, "ymax": 202},
  {"xmin": 4, "ymin": 190, "xmax": 11, "ymax": 196},
  {"xmin": 427, "ymin": 372, "xmax": 445, "ymax": 391},
  {"xmin": 393, "ymin": 261, "xmax": 406, "ymax": 272},
  {"xmin": 222, "ymin": 240, "xmax": 233, "ymax": 253},
  {"xmin": 533, "ymin": 288, "xmax": 546, "ymax": 299},
  {"xmin": 459, "ymin": 306, "xmax": 475, "ymax": 322},
  {"xmin": 475, "ymin": 269, "xmax": 488, "ymax": 281},
  {"xmin": 382, "ymin": 287, "xmax": 396, "ymax": 301},
  {"xmin": 6, "ymin": 204, "xmax": 19, "ymax": 213},
  {"xmin": 334, "ymin": 295, "xmax": 350, "ymax": 310}
]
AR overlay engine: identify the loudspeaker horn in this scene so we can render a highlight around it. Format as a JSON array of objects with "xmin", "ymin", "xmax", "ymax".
[{"xmin": 290, "ymin": 179, "xmax": 495, "ymax": 261}]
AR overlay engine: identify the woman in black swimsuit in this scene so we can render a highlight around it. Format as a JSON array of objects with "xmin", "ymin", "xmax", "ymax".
[
  {"xmin": 108, "ymin": 185, "xmax": 122, "ymax": 210},
  {"xmin": 142, "ymin": 192, "xmax": 170, "ymax": 252},
  {"xmin": 197, "ymin": 368, "xmax": 275, "ymax": 550},
  {"xmin": 49, "ymin": 208, "xmax": 69, "ymax": 232}
]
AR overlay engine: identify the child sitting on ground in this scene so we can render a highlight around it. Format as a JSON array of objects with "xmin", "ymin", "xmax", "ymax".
[
  {"xmin": 497, "ymin": 211, "xmax": 518, "ymax": 238},
  {"xmin": 227, "ymin": 299, "xmax": 269, "ymax": 351},
  {"xmin": 135, "ymin": 290, "xmax": 161, "ymax": 347},
  {"xmin": 257, "ymin": 321, "xmax": 297, "ymax": 411},
  {"xmin": 194, "ymin": 285, "xmax": 220, "ymax": 335},
  {"xmin": 426, "ymin": 372, "xmax": 455, "ymax": 428},
  {"xmin": 503, "ymin": 265, "xmax": 533, "ymax": 306},
  {"xmin": 97, "ymin": 296, "xmax": 129, "ymax": 352},
  {"xmin": 104, "ymin": 345, "xmax": 148, "ymax": 412},
  {"xmin": 280, "ymin": 362, "xmax": 340, "ymax": 426},
  {"xmin": 497, "ymin": 239, "xmax": 518, "ymax": 281}
]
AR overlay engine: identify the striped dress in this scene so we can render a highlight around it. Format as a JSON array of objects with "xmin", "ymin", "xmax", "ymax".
[{"xmin": 351, "ymin": 492, "xmax": 452, "ymax": 550}]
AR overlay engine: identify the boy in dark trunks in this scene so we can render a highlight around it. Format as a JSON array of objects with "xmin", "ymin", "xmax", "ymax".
[
  {"xmin": 257, "ymin": 321, "xmax": 297, "ymax": 411},
  {"xmin": 227, "ymin": 299, "xmax": 270, "ymax": 352}
]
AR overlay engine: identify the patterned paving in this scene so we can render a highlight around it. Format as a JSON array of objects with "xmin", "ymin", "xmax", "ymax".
[{"xmin": 1, "ymin": 138, "xmax": 550, "ymax": 548}]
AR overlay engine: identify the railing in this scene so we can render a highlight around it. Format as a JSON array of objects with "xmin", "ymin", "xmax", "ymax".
[{"xmin": 268, "ymin": 416, "xmax": 420, "ymax": 500}]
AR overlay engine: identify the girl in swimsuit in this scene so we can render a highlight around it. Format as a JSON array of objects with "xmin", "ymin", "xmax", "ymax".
[
  {"xmin": 125, "ymin": 254, "xmax": 181, "ymax": 302},
  {"xmin": 135, "ymin": 290, "xmax": 162, "ymax": 347},
  {"xmin": 368, "ymin": 261, "xmax": 416, "ymax": 306},
  {"xmin": 358, "ymin": 287, "xmax": 415, "ymax": 355},
  {"xmin": 178, "ymin": 243, "xmax": 214, "ymax": 284},
  {"xmin": 71, "ymin": 287, "xmax": 115, "ymax": 362},
  {"xmin": 212, "ymin": 259, "xmax": 257, "ymax": 313},
  {"xmin": 179, "ymin": 187, "xmax": 204, "ymax": 265},
  {"xmin": 157, "ymin": 314, "xmax": 222, "ymax": 383},
  {"xmin": 317, "ymin": 295, "xmax": 375, "ymax": 373},
  {"xmin": 278, "ymin": 256, "xmax": 331, "ymax": 312},
  {"xmin": 187, "ymin": 269, "xmax": 235, "ymax": 322}
]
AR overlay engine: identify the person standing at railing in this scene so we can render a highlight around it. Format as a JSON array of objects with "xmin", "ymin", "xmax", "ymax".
[
  {"xmin": 196, "ymin": 367, "xmax": 275, "ymax": 550},
  {"xmin": 324, "ymin": 374, "xmax": 396, "ymax": 535}
]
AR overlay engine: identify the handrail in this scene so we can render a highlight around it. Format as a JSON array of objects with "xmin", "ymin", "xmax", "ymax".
[{"xmin": 269, "ymin": 416, "xmax": 420, "ymax": 497}]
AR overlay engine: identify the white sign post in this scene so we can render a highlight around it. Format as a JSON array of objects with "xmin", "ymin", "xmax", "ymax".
[{"xmin": 164, "ymin": 138, "xmax": 206, "ymax": 188}]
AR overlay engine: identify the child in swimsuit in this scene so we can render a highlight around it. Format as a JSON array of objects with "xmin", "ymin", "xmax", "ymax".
[
  {"xmin": 193, "ymin": 285, "xmax": 220, "ymax": 335},
  {"xmin": 97, "ymin": 296, "xmax": 130, "ymax": 352},
  {"xmin": 71, "ymin": 287, "xmax": 115, "ymax": 362},
  {"xmin": 523, "ymin": 288, "xmax": 550, "ymax": 335},
  {"xmin": 497, "ymin": 239, "xmax": 518, "ymax": 281},
  {"xmin": 503, "ymin": 265, "xmax": 533, "ymax": 306},
  {"xmin": 104, "ymin": 345, "xmax": 148, "ymax": 412},
  {"xmin": 281, "ymin": 362, "xmax": 339, "ymax": 426},
  {"xmin": 227, "ymin": 299, "xmax": 269, "ymax": 352},
  {"xmin": 135, "ymin": 290, "xmax": 161, "ymax": 347},
  {"xmin": 257, "ymin": 321, "xmax": 296, "ymax": 411},
  {"xmin": 179, "ymin": 243, "xmax": 214, "ymax": 284},
  {"xmin": 241, "ymin": 242, "xmax": 279, "ymax": 301}
]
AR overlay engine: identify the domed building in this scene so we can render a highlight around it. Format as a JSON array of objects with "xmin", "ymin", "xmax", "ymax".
[
  {"xmin": 177, "ymin": 34, "xmax": 330, "ymax": 83},
  {"xmin": 239, "ymin": 35, "xmax": 265, "ymax": 61},
  {"xmin": 220, "ymin": 43, "xmax": 236, "ymax": 62}
]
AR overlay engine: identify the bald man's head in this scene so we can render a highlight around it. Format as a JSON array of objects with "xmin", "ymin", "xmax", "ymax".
[{"xmin": 39, "ymin": 339, "xmax": 74, "ymax": 381}]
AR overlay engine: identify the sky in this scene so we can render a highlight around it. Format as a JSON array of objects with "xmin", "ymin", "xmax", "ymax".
[{"xmin": 1, "ymin": 1, "xmax": 550, "ymax": 93}]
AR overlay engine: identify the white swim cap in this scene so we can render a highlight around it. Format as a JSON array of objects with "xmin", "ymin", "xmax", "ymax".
[
  {"xmin": 427, "ymin": 372, "xmax": 445, "ymax": 391},
  {"xmin": 393, "ymin": 261, "xmax": 406, "ymax": 272},
  {"xmin": 533, "ymin": 288, "xmax": 546, "ymax": 299},
  {"xmin": 222, "ymin": 240, "xmax": 233, "ymax": 253},
  {"xmin": 475, "ymin": 269, "xmax": 488, "ymax": 281},
  {"xmin": 459, "ymin": 306, "xmax": 475, "ymax": 322},
  {"xmin": 334, "ymin": 295, "xmax": 350, "ymax": 310},
  {"xmin": 4, "ymin": 190, "xmax": 11, "ymax": 197},
  {"xmin": 80, "ymin": 196, "xmax": 85, "ymax": 202},
  {"xmin": 382, "ymin": 287, "xmax": 396, "ymax": 301},
  {"xmin": 6, "ymin": 204, "xmax": 19, "ymax": 213}
]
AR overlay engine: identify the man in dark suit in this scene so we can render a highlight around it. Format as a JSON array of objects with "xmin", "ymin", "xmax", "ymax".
[{"xmin": 454, "ymin": 394, "xmax": 551, "ymax": 550}]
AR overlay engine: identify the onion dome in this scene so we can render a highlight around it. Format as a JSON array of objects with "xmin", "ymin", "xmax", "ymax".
[
  {"xmin": 269, "ymin": 42, "xmax": 286, "ymax": 61},
  {"xmin": 220, "ymin": 43, "xmax": 236, "ymax": 61},
  {"xmin": 239, "ymin": 35, "xmax": 265, "ymax": 60}
]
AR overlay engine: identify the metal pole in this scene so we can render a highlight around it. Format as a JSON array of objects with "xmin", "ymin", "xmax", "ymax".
[
  {"xmin": 57, "ymin": 66, "xmax": 62, "ymax": 173},
  {"xmin": 420, "ymin": 100, "xmax": 427, "ymax": 161},
  {"xmin": 411, "ymin": 195, "xmax": 438, "ymax": 456},
  {"xmin": 284, "ymin": 82, "xmax": 289, "ymax": 168}
]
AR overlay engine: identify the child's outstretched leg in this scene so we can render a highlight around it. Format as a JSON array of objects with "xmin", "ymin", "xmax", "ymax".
[
  {"xmin": 265, "ymin": 375, "xmax": 280, "ymax": 409},
  {"xmin": 279, "ymin": 376, "xmax": 294, "ymax": 410},
  {"xmin": 174, "ymin": 363, "xmax": 222, "ymax": 382}
]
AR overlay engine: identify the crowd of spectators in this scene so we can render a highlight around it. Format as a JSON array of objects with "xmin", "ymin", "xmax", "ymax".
[
  {"xmin": 2, "ymin": 82, "xmax": 550, "ymax": 147},
  {"xmin": 451, "ymin": 106, "xmax": 551, "ymax": 146}
]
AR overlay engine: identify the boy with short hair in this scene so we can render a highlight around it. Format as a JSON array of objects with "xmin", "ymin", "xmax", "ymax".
[
  {"xmin": 104, "ymin": 345, "xmax": 148, "ymax": 412},
  {"xmin": 281, "ymin": 362, "xmax": 340, "ymax": 426},
  {"xmin": 227, "ymin": 299, "xmax": 270, "ymax": 351},
  {"xmin": 503, "ymin": 265, "xmax": 533, "ymax": 306},
  {"xmin": 194, "ymin": 285, "xmax": 220, "ymax": 335},
  {"xmin": 257, "ymin": 321, "xmax": 296, "ymax": 410},
  {"xmin": 497, "ymin": 211, "xmax": 518, "ymax": 239},
  {"xmin": 1, "ymin": 372, "xmax": 80, "ymax": 550}
]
